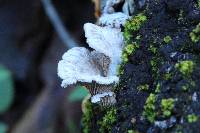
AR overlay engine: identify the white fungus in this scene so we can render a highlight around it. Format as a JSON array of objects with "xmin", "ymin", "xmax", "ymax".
[
  {"xmin": 91, "ymin": 91, "xmax": 115, "ymax": 103},
  {"xmin": 84, "ymin": 23, "xmax": 124, "ymax": 75},
  {"xmin": 58, "ymin": 0, "xmax": 130, "ymax": 105},
  {"xmin": 99, "ymin": 12, "xmax": 130, "ymax": 28},
  {"xmin": 57, "ymin": 47, "xmax": 119, "ymax": 88}
]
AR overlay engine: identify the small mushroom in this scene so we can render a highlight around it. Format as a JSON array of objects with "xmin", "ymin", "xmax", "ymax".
[
  {"xmin": 58, "ymin": 4, "xmax": 129, "ymax": 106},
  {"xmin": 57, "ymin": 47, "xmax": 118, "ymax": 105},
  {"xmin": 58, "ymin": 47, "xmax": 118, "ymax": 87}
]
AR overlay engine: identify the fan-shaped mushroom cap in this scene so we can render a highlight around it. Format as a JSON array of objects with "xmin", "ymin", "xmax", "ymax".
[
  {"xmin": 57, "ymin": 47, "xmax": 119, "ymax": 88},
  {"xmin": 84, "ymin": 23, "xmax": 124, "ymax": 59}
]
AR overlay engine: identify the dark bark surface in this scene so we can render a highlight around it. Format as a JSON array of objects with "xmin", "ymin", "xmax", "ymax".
[{"xmin": 89, "ymin": 0, "xmax": 200, "ymax": 133}]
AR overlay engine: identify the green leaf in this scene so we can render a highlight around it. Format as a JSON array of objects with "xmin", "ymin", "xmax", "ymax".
[
  {"xmin": 68, "ymin": 86, "xmax": 88, "ymax": 102},
  {"xmin": 0, "ymin": 122, "xmax": 8, "ymax": 133},
  {"xmin": 0, "ymin": 65, "xmax": 14, "ymax": 114}
]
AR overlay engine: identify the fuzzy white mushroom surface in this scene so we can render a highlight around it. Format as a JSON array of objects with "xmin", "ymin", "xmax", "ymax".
[
  {"xmin": 84, "ymin": 23, "xmax": 124, "ymax": 75},
  {"xmin": 57, "ymin": 47, "xmax": 119, "ymax": 88},
  {"xmin": 99, "ymin": 12, "xmax": 130, "ymax": 28},
  {"xmin": 84, "ymin": 23, "xmax": 124, "ymax": 59}
]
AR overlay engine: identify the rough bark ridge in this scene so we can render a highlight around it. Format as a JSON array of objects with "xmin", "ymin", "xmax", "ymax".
[{"xmin": 82, "ymin": 0, "xmax": 200, "ymax": 133}]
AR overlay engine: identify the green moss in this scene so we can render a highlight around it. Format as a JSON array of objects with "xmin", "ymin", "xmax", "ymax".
[
  {"xmin": 163, "ymin": 72, "xmax": 173, "ymax": 80},
  {"xmin": 150, "ymin": 57, "xmax": 160, "ymax": 76},
  {"xmin": 190, "ymin": 23, "xmax": 200, "ymax": 43},
  {"xmin": 98, "ymin": 108, "xmax": 117, "ymax": 133},
  {"xmin": 124, "ymin": 13, "xmax": 147, "ymax": 43},
  {"xmin": 161, "ymin": 98, "xmax": 175, "ymax": 117},
  {"xmin": 163, "ymin": 36, "xmax": 172, "ymax": 44},
  {"xmin": 148, "ymin": 44, "xmax": 158, "ymax": 54},
  {"xmin": 155, "ymin": 83, "xmax": 161, "ymax": 93},
  {"xmin": 122, "ymin": 43, "xmax": 139, "ymax": 63},
  {"xmin": 143, "ymin": 93, "xmax": 156, "ymax": 123},
  {"xmin": 117, "ymin": 64, "xmax": 124, "ymax": 76},
  {"xmin": 137, "ymin": 84, "xmax": 149, "ymax": 91},
  {"xmin": 82, "ymin": 100, "xmax": 93, "ymax": 133},
  {"xmin": 175, "ymin": 60, "xmax": 195, "ymax": 76},
  {"xmin": 125, "ymin": 44, "xmax": 137, "ymax": 54},
  {"xmin": 120, "ymin": 13, "xmax": 147, "ymax": 76},
  {"xmin": 128, "ymin": 130, "xmax": 140, "ymax": 133},
  {"xmin": 187, "ymin": 114, "xmax": 198, "ymax": 123}
]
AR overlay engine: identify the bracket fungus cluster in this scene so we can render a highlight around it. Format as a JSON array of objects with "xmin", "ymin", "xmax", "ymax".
[{"xmin": 57, "ymin": 0, "xmax": 131, "ymax": 106}]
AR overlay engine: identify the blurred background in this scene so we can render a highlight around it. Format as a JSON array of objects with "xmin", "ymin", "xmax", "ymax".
[{"xmin": 0, "ymin": 0, "xmax": 96, "ymax": 132}]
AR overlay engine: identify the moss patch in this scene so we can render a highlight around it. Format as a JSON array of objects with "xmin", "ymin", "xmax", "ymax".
[
  {"xmin": 187, "ymin": 114, "xmax": 198, "ymax": 123},
  {"xmin": 124, "ymin": 13, "xmax": 147, "ymax": 44},
  {"xmin": 190, "ymin": 23, "xmax": 200, "ymax": 43},
  {"xmin": 82, "ymin": 100, "xmax": 93, "ymax": 133},
  {"xmin": 98, "ymin": 108, "xmax": 117, "ymax": 133},
  {"xmin": 137, "ymin": 84, "xmax": 149, "ymax": 91},
  {"xmin": 143, "ymin": 93, "xmax": 157, "ymax": 123},
  {"xmin": 175, "ymin": 60, "xmax": 195, "ymax": 76},
  {"xmin": 161, "ymin": 98, "xmax": 175, "ymax": 117},
  {"xmin": 122, "ymin": 43, "xmax": 139, "ymax": 63},
  {"xmin": 163, "ymin": 36, "xmax": 172, "ymax": 44}
]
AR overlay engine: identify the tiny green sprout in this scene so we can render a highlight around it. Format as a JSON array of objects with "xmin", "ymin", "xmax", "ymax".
[
  {"xmin": 98, "ymin": 108, "xmax": 117, "ymax": 133},
  {"xmin": 175, "ymin": 60, "xmax": 195, "ymax": 76},
  {"xmin": 143, "ymin": 93, "xmax": 156, "ymax": 123},
  {"xmin": 190, "ymin": 23, "xmax": 200, "ymax": 43},
  {"xmin": 137, "ymin": 84, "xmax": 149, "ymax": 91},
  {"xmin": 155, "ymin": 83, "xmax": 161, "ymax": 93},
  {"xmin": 163, "ymin": 36, "xmax": 172, "ymax": 44},
  {"xmin": 161, "ymin": 98, "xmax": 175, "ymax": 117},
  {"xmin": 187, "ymin": 114, "xmax": 198, "ymax": 123}
]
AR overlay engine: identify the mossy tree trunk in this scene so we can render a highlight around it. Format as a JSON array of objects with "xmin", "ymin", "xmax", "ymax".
[{"xmin": 82, "ymin": 0, "xmax": 200, "ymax": 133}]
